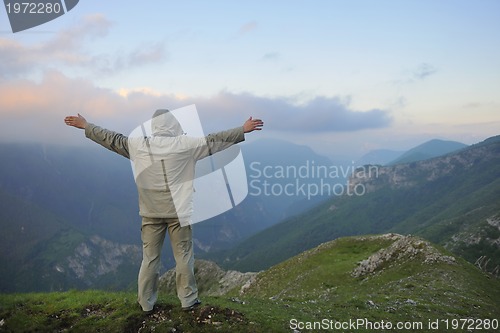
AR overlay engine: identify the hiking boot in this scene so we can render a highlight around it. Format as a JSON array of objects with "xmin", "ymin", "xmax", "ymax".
[{"xmin": 182, "ymin": 299, "xmax": 201, "ymax": 312}]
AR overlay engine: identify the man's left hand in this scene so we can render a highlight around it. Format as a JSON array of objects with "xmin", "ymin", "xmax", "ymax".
[{"xmin": 243, "ymin": 117, "xmax": 264, "ymax": 133}]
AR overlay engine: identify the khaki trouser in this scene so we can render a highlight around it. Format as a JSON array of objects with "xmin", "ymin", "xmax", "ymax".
[{"xmin": 137, "ymin": 217, "xmax": 198, "ymax": 311}]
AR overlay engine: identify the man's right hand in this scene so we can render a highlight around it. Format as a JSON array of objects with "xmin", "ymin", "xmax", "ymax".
[{"xmin": 64, "ymin": 114, "xmax": 88, "ymax": 129}]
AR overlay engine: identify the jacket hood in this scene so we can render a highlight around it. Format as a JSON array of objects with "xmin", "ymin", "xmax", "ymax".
[{"xmin": 151, "ymin": 109, "xmax": 184, "ymax": 137}]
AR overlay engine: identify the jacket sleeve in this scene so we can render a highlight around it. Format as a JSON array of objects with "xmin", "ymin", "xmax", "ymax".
[
  {"xmin": 194, "ymin": 126, "xmax": 245, "ymax": 160},
  {"xmin": 85, "ymin": 123, "xmax": 130, "ymax": 159}
]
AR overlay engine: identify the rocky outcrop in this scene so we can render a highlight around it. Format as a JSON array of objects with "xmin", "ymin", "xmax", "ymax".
[
  {"xmin": 63, "ymin": 235, "xmax": 141, "ymax": 285},
  {"xmin": 159, "ymin": 259, "xmax": 257, "ymax": 296},
  {"xmin": 352, "ymin": 234, "xmax": 456, "ymax": 278},
  {"xmin": 447, "ymin": 214, "xmax": 500, "ymax": 277}
]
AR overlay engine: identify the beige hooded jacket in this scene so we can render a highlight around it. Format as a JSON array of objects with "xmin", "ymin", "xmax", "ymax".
[{"xmin": 84, "ymin": 109, "xmax": 245, "ymax": 225}]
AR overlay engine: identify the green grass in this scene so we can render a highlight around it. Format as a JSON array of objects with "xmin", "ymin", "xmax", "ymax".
[
  {"xmin": 0, "ymin": 291, "xmax": 300, "ymax": 332},
  {"xmin": 240, "ymin": 235, "xmax": 500, "ymax": 332},
  {"xmin": 1, "ymin": 235, "xmax": 499, "ymax": 332}
]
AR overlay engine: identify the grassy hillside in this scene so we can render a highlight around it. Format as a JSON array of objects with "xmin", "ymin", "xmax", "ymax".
[
  {"xmin": 0, "ymin": 187, "xmax": 141, "ymax": 293},
  {"xmin": 244, "ymin": 234, "xmax": 500, "ymax": 326},
  {"xmin": 214, "ymin": 136, "xmax": 500, "ymax": 273},
  {"xmin": 1, "ymin": 234, "xmax": 499, "ymax": 332},
  {"xmin": 0, "ymin": 190, "xmax": 86, "ymax": 292}
]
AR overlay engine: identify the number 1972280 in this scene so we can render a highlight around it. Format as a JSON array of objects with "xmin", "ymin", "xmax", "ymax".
[{"xmin": 6, "ymin": 2, "xmax": 62, "ymax": 14}]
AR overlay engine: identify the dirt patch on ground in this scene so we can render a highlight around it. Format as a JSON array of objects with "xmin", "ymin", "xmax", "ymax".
[{"xmin": 124, "ymin": 303, "xmax": 247, "ymax": 333}]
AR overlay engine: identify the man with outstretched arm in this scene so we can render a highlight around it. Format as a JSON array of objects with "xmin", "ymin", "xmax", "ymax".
[{"xmin": 64, "ymin": 110, "xmax": 263, "ymax": 313}]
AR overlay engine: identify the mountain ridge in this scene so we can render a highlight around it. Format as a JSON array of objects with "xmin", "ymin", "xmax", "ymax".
[
  {"xmin": 387, "ymin": 138, "xmax": 467, "ymax": 165},
  {"xmin": 212, "ymin": 135, "xmax": 500, "ymax": 273},
  {"xmin": 357, "ymin": 137, "xmax": 468, "ymax": 166}
]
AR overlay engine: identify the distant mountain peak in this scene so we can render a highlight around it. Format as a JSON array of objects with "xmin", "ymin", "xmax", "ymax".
[
  {"xmin": 388, "ymin": 138, "xmax": 468, "ymax": 165},
  {"xmin": 349, "ymin": 135, "xmax": 499, "ymax": 194}
]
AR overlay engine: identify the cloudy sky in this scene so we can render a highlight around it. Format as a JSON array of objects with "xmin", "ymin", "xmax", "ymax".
[{"xmin": 1, "ymin": 0, "xmax": 499, "ymax": 160}]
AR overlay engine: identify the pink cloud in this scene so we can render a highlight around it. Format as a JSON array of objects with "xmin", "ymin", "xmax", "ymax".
[
  {"xmin": 0, "ymin": 71, "xmax": 181, "ymax": 144},
  {"xmin": 0, "ymin": 13, "xmax": 166, "ymax": 78},
  {"xmin": 0, "ymin": 70, "xmax": 392, "ymax": 145}
]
